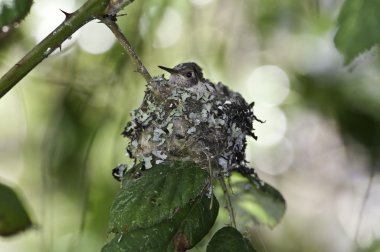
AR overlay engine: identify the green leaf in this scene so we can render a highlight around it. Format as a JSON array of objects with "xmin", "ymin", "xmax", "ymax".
[
  {"xmin": 108, "ymin": 161, "xmax": 211, "ymax": 233},
  {"xmin": 103, "ymin": 194, "xmax": 218, "ymax": 252},
  {"xmin": 108, "ymin": 162, "xmax": 210, "ymax": 234},
  {"xmin": 334, "ymin": 0, "xmax": 380, "ymax": 64},
  {"xmin": 102, "ymin": 166, "xmax": 219, "ymax": 252},
  {"xmin": 0, "ymin": 182, "xmax": 32, "ymax": 236},
  {"xmin": 0, "ymin": 0, "xmax": 33, "ymax": 28},
  {"xmin": 231, "ymin": 172, "xmax": 286, "ymax": 228},
  {"xmin": 206, "ymin": 226, "xmax": 257, "ymax": 252}
]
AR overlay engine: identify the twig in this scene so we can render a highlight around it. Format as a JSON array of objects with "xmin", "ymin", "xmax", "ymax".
[
  {"xmin": 204, "ymin": 152, "xmax": 214, "ymax": 209},
  {"xmin": 354, "ymin": 164, "xmax": 375, "ymax": 245},
  {"xmin": 106, "ymin": 0, "xmax": 135, "ymax": 16},
  {"xmin": 0, "ymin": 0, "xmax": 110, "ymax": 99},
  {"xmin": 219, "ymin": 177, "xmax": 236, "ymax": 228},
  {"xmin": 101, "ymin": 17, "xmax": 151, "ymax": 82},
  {"xmin": 0, "ymin": 0, "xmax": 141, "ymax": 99}
]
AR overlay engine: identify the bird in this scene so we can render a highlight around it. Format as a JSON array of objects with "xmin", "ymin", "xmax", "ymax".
[
  {"xmin": 122, "ymin": 62, "xmax": 261, "ymax": 177},
  {"xmin": 158, "ymin": 62, "xmax": 204, "ymax": 87}
]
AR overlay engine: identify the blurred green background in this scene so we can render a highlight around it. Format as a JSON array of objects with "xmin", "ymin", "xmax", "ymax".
[{"xmin": 1, "ymin": 0, "xmax": 380, "ymax": 251}]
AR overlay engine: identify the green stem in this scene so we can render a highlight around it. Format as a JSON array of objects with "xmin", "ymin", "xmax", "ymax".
[
  {"xmin": 0, "ymin": 0, "xmax": 110, "ymax": 99},
  {"xmin": 101, "ymin": 17, "xmax": 151, "ymax": 82},
  {"xmin": 219, "ymin": 177, "xmax": 236, "ymax": 228},
  {"xmin": 106, "ymin": 0, "xmax": 135, "ymax": 16}
]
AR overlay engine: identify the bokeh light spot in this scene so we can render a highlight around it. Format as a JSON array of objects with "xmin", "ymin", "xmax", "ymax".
[
  {"xmin": 190, "ymin": 0, "xmax": 213, "ymax": 6},
  {"xmin": 33, "ymin": 0, "xmax": 76, "ymax": 43},
  {"xmin": 246, "ymin": 65, "xmax": 290, "ymax": 106},
  {"xmin": 153, "ymin": 8, "xmax": 182, "ymax": 48},
  {"xmin": 253, "ymin": 106, "xmax": 287, "ymax": 146},
  {"xmin": 77, "ymin": 21, "xmax": 116, "ymax": 55},
  {"xmin": 247, "ymin": 138, "xmax": 294, "ymax": 175}
]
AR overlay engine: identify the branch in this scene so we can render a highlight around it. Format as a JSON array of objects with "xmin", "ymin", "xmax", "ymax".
[
  {"xmin": 0, "ymin": 0, "xmax": 139, "ymax": 99},
  {"xmin": 0, "ymin": 0, "xmax": 108, "ymax": 98},
  {"xmin": 219, "ymin": 177, "xmax": 236, "ymax": 228},
  {"xmin": 106, "ymin": 0, "xmax": 135, "ymax": 16},
  {"xmin": 101, "ymin": 17, "xmax": 151, "ymax": 82}
]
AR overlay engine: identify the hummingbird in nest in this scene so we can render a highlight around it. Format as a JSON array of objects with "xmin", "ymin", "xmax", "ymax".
[
  {"xmin": 158, "ymin": 62, "xmax": 205, "ymax": 87},
  {"xmin": 122, "ymin": 62, "xmax": 261, "ymax": 176},
  {"xmin": 158, "ymin": 62, "xmax": 219, "ymax": 95}
]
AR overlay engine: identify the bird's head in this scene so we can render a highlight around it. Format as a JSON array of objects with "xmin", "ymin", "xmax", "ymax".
[{"xmin": 159, "ymin": 62, "xmax": 204, "ymax": 87}]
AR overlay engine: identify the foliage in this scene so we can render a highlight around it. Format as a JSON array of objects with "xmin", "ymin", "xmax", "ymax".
[
  {"xmin": 207, "ymin": 226, "xmax": 257, "ymax": 252},
  {"xmin": 1, "ymin": 0, "xmax": 380, "ymax": 251},
  {"xmin": 107, "ymin": 162, "xmax": 211, "ymax": 234},
  {"xmin": 230, "ymin": 172, "xmax": 286, "ymax": 228},
  {"xmin": 102, "ymin": 162, "xmax": 285, "ymax": 251},
  {"xmin": 102, "ymin": 162, "xmax": 219, "ymax": 252},
  {"xmin": 334, "ymin": 0, "xmax": 380, "ymax": 64},
  {"xmin": 0, "ymin": 0, "xmax": 32, "ymax": 29},
  {"xmin": 0, "ymin": 182, "xmax": 32, "ymax": 236}
]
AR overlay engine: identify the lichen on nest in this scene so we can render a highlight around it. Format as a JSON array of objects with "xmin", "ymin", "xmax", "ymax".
[{"xmin": 121, "ymin": 62, "xmax": 262, "ymax": 178}]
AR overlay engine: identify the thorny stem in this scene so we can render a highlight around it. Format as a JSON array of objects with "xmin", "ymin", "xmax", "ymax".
[
  {"xmin": 101, "ymin": 17, "xmax": 151, "ymax": 82},
  {"xmin": 0, "ymin": 0, "xmax": 143, "ymax": 99},
  {"xmin": 0, "ymin": 0, "xmax": 110, "ymax": 98},
  {"xmin": 219, "ymin": 177, "xmax": 236, "ymax": 228}
]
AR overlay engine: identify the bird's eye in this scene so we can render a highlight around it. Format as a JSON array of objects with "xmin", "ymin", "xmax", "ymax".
[{"xmin": 185, "ymin": 72, "xmax": 193, "ymax": 78}]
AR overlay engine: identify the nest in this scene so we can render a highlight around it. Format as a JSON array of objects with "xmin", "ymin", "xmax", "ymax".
[{"xmin": 122, "ymin": 73, "xmax": 261, "ymax": 177}]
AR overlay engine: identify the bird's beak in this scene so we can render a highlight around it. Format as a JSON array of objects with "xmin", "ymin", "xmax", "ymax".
[{"xmin": 158, "ymin": 66, "xmax": 178, "ymax": 74}]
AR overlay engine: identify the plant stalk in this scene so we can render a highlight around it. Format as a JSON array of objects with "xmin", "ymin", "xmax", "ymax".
[
  {"xmin": 101, "ymin": 17, "xmax": 151, "ymax": 82},
  {"xmin": 0, "ymin": 0, "xmax": 139, "ymax": 99}
]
